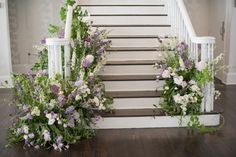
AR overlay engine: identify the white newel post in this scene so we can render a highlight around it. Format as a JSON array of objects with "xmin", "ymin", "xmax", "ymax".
[
  {"xmin": 0, "ymin": 0, "xmax": 13, "ymax": 88},
  {"xmin": 46, "ymin": 5, "xmax": 73, "ymax": 79}
]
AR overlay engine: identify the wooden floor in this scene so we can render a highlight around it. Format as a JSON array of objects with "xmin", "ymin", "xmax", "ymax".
[{"xmin": 0, "ymin": 82, "xmax": 236, "ymax": 157}]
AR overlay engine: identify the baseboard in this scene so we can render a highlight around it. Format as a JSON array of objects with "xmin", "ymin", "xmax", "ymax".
[
  {"xmin": 0, "ymin": 75, "xmax": 13, "ymax": 88},
  {"xmin": 222, "ymin": 72, "xmax": 236, "ymax": 85}
]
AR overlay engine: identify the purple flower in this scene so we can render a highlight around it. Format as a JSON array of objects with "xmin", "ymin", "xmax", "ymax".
[
  {"xmin": 22, "ymin": 105, "xmax": 30, "ymax": 112},
  {"xmin": 24, "ymin": 113, "xmax": 33, "ymax": 120},
  {"xmin": 67, "ymin": 118, "xmax": 75, "ymax": 128},
  {"xmin": 184, "ymin": 59, "xmax": 193, "ymax": 68},
  {"xmin": 74, "ymin": 79, "xmax": 83, "ymax": 87},
  {"xmin": 53, "ymin": 136, "xmax": 64, "ymax": 151},
  {"xmin": 82, "ymin": 55, "xmax": 94, "ymax": 68},
  {"xmin": 40, "ymin": 37, "xmax": 46, "ymax": 44},
  {"xmin": 43, "ymin": 130, "xmax": 51, "ymax": 141},
  {"xmin": 51, "ymin": 84, "xmax": 60, "ymax": 94},
  {"xmin": 65, "ymin": 106, "xmax": 75, "ymax": 114},
  {"xmin": 98, "ymin": 47, "xmax": 105, "ymax": 55},
  {"xmin": 58, "ymin": 95, "xmax": 67, "ymax": 106}
]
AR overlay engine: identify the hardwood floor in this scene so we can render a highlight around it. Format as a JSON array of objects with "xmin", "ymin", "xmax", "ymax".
[{"xmin": 0, "ymin": 82, "xmax": 235, "ymax": 157}]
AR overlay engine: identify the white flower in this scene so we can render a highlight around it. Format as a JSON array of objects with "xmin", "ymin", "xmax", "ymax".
[
  {"xmin": 31, "ymin": 107, "xmax": 40, "ymax": 116},
  {"xmin": 173, "ymin": 94, "xmax": 182, "ymax": 104},
  {"xmin": 75, "ymin": 94, "xmax": 82, "ymax": 101},
  {"xmin": 196, "ymin": 61, "xmax": 207, "ymax": 71},
  {"xmin": 179, "ymin": 57, "xmax": 185, "ymax": 70},
  {"xmin": 174, "ymin": 76, "xmax": 183, "ymax": 86},
  {"xmin": 46, "ymin": 113, "xmax": 56, "ymax": 125},
  {"xmin": 28, "ymin": 133, "xmax": 35, "ymax": 139},
  {"xmin": 164, "ymin": 86, "xmax": 169, "ymax": 90},
  {"xmin": 191, "ymin": 85, "xmax": 200, "ymax": 92},
  {"xmin": 162, "ymin": 70, "xmax": 171, "ymax": 78},
  {"xmin": 180, "ymin": 104, "xmax": 187, "ymax": 115},
  {"xmin": 22, "ymin": 125, "xmax": 29, "ymax": 134},
  {"xmin": 23, "ymin": 135, "xmax": 28, "ymax": 140},
  {"xmin": 43, "ymin": 130, "xmax": 51, "ymax": 141},
  {"xmin": 91, "ymin": 97, "xmax": 100, "ymax": 107},
  {"xmin": 181, "ymin": 81, "xmax": 187, "ymax": 88},
  {"xmin": 189, "ymin": 80, "xmax": 197, "ymax": 85}
]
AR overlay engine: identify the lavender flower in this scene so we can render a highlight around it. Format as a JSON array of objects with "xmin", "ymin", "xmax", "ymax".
[
  {"xmin": 58, "ymin": 94, "xmax": 66, "ymax": 106},
  {"xmin": 74, "ymin": 79, "xmax": 83, "ymax": 87},
  {"xmin": 23, "ymin": 113, "xmax": 33, "ymax": 120},
  {"xmin": 82, "ymin": 55, "xmax": 94, "ymax": 68},
  {"xmin": 53, "ymin": 136, "xmax": 64, "ymax": 151},
  {"xmin": 51, "ymin": 84, "xmax": 60, "ymax": 94},
  {"xmin": 43, "ymin": 130, "xmax": 51, "ymax": 141},
  {"xmin": 40, "ymin": 37, "xmax": 46, "ymax": 44},
  {"xmin": 22, "ymin": 105, "xmax": 30, "ymax": 112},
  {"xmin": 65, "ymin": 106, "xmax": 75, "ymax": 114},
  {"xmin": 58, "ymin": 29, "xmax": 65, "ymax": 38}
]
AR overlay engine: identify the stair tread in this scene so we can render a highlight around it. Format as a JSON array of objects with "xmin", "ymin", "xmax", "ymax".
[
  {"xmin": 107, "ymin": 35, "xmax": 170, "ymax": 38},
  {"xmin": 100, "ymin": 109, "xmax": 165, "ymax": 117},
  {"xmin": 106, "ymin": 60, "xmax": 156, "ymax": 65},
  {"xmin": 92, "ymin": 24, "xmax": 171, "ymax": 27},
  {"xmin": 91, "ymin": 13, "xmax": 168, "ymax": 16},
  {"xmin": 108, "ymin": 47, "xmax": 160, "ymax": 51}
]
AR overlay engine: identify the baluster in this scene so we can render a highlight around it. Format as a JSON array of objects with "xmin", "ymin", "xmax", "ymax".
[{"xmin": 64, "ymin": 45, "xmax": 71, "ymax": 78}]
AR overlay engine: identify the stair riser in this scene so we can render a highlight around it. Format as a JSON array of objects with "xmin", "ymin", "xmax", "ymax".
[
  {"xmin": 92, "ymin": 27, "xmax": 171, "ymax": 36},
  {"xmin": 107, "ymin": 38, "xmax": 162, "ymax": 47},
  {"xmin": 79, "ymin": 0, "xmax": 166, "ymax": 5},
  {"xmin": 104, "ymin": 80, "xmax": 164, "ymax": 91},
  {"xmin": 93, "ymin": 114, "xmax": 220, "ymax": 129},
  {"xmin": 82, "ymin": 6, "xmax": 167, "ymax": 14},
  {"xmin": 112, "ymin": 98, "xmax": 161, "ymax": 109},
  {"xmin": 91, "ymin": 16, "xmax": 169, "ymax": 25}
]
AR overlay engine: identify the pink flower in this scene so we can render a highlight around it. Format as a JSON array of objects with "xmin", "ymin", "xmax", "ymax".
[{"xmin": 82, "ymin": 55, "xmax": 94, "ymax": 68}]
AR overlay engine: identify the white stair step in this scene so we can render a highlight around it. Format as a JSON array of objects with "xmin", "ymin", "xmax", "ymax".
[
  {"xmin": 82, "ymin": 6, "xmax": 167, "ymax": 14},
  {"xmin": 91, "ymin": 16, "xmax": 169, "ymax": 25},
  {"xmin": 108, "ymin": 38, "xmax": 161, "ymax": 47},
  {"xmin": 93, "ymin": 114, "xmax": 220, "ymax": 129},
  {"xmin": 104, "ymin": 80, "xmax": 164, "ymax": 92},
  {"xmin": 106, "ymin": 51, "xmax": 163, "ymax": 64},
  {"xmin": 92, "ymin": 27, "xmax": 171, "ymax": 36},
  {"xmin": 100, "ymin": 65, "xmax": 160, "ymax": 76},
  {"xmin": 79, "ymin": 0, "xmax": 166, "ymax": 5},
  {"xmin": 100, "ymin": 65, "xmax": 161, "ymax": 80},
  {"xmin": 113, "ymin": 98, "xmax": 161, "ymax": 109}
]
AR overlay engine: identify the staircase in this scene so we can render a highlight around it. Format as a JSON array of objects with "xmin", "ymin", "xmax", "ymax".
[{"xmin": 78, "ymin": 0, "xmax": 220, "ymax": 129}]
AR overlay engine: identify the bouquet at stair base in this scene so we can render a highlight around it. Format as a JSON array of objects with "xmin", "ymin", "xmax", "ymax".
[
  {"xmin": 7, "ymin": 1, "xmax": 113, "ymax": 151},
  {"xmin": 155, "ymin": 40, "xmax": 223, "ymax": 131}
]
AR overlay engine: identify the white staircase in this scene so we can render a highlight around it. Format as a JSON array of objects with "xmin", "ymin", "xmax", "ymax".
[{"xmin": 78, "ymin": 0, "xmax": 220, "ymax": 129}]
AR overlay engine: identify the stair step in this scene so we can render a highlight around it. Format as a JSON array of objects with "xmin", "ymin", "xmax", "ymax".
[
  {"xmin": 101, "ymin": 109, "xmax": 165, "ymax": 117},
  {"xmin": 108, "ymin": 47, "xmax": 160, "ymax": 51},
  {"xmin": 91, "ymin": 14, "xmax": 168, "ymax": 16},
  {"xmin": 107, "ymin": 35, "xmax": 170, "ymax": 39},
  {"xmin": 79, "ymin": 0, "xmax": 166, "ymax": 6},
  {"xmin": 93, "ymin": 114, "xmax": 221, "ymax": 129},
  {"xmin": 104, "ymin": 80, "xmax": 164, "ymax": 98},
  {"xmin": 82, "ymin": 6, "xmax": 167, "ymax": 14},
  {"xmin": 91, "ymin": 16, "xmax": 169, "ymax": 25},
  {"xmin": 92, "ymin": 24, "xmax": 171, "ymax": 27},
  {"xmin": 92, "ymin": 27, "xmax": 171, "ymax": 36},
  {"xmin": 107, "ymin": 37, "xmax": 171, "ymax": 47},
  {"xmin": 113, "ymin": 98, "xmax": 161, "ymax": 109},
  {"xmin": 100, "ymin": 65, "xmax": 160, "ymax": 80}
]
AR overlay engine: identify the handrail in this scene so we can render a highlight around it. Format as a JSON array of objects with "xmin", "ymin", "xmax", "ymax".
[{"xmin": 169, "ymin": 0, "xmax": 215, "ymax": 113}]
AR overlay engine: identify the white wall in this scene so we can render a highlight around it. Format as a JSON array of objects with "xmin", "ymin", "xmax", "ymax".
[
  {"xmin": 0, "ymin": 0, "xmax": 12, "ymax": 87},
  {"xmin": 226, "ymin": 5, "xmax": 236, "ymax": 84}
]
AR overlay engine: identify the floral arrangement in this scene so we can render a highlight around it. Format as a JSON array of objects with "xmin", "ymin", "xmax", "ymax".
[
  {"xmin": 155, "ymin": 40, "xmax": 223, "ymax": 132},
  {"xmin": 7, "ymin": 0, "xmax": 113, "ymax": 151}
]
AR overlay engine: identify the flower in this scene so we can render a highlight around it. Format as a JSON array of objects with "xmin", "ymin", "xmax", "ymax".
[
  {"xmin": 22, "ymin": 125, "xmax": 29, "ymax": 134},
  {"xmin": 53, "ymin": 136, "xmax": 64, "ymax": 151},
  {"xmin": 58, "ymin": 94, "xmax": 66, "ymax": 106},
  {"xmin": 28, "ymin": 133, "xmax": 35, "ymax": 139},
  {"xmin": 43, "ymin": 130, "xmax": 51, "ymax": 142},
  {"xmin": 22, "ymin": 105, "xmax": 30, "ymax": 112},
  {"xmin": 82, "ymin": 55, "xmax": 94, "ymax": 68},
  {"xmin": 162, "ymin": 70, "xmax": 171, "ymax": 78},
  {"xmin": 31, "ymin": 107, "xmax": 40, "ymax": 116},
  {"xmin": 46, "ymin": 112, "xmax": 58, "ymax": 125},
  {"xmin": 65, "ymin": 106, "xmax": 75, "ymax": 114},
  {"xmin": 51, "ymin": 84, "xmax": 60, "ymax": 94},
  {"xmin": 23, "ymin": 113, "xmax": 33, "ymax": 120},
  {"xmin": 174, "ymin": 76, "xmax": 183, "ymax": 86},
  {"xmin": 196, "ymin": 61, "xmax": 207, "ymax": 71}
]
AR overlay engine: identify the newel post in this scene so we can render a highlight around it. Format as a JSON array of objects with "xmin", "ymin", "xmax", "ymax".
[{"xmin": 46, "ymin": 5, "xmax": 73, "ymax": 79}]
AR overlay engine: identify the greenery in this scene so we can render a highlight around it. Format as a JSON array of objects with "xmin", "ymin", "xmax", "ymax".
[
  {"xmin": 155, "ymin": 40, "xmax": 223, "ymax": 133},
  {"xmin": 7, "ymin": 0, "xmax": 113, "ymax": 151}
]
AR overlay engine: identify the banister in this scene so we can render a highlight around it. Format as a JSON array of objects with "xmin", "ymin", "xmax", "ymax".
[{"xmin": 176, "ymin": 0, "xmax": 196, "ymax": 38}]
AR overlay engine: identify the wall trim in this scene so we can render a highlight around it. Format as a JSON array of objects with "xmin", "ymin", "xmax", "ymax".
[
  {"xmin": 222, "ymin": 71, "xmax": 236, "ymax": 85},
  {"xmin": 0, "ymin": 75, "xmax": 12, "ymax": 88}
]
